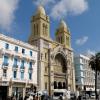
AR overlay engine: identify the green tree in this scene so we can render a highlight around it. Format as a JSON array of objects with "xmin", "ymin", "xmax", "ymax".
[{"xmin": 89, "ymin": 52, "xmax": 100, "ymax": 100}]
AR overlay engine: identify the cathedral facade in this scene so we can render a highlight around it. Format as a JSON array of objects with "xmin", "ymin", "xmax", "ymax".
[{"xmin": 28, "ymin": 6, "xmax": 76, "ymax": 95}]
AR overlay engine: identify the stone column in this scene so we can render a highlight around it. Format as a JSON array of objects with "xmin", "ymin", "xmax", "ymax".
[
  {"xmin": 23, "ymin": 87, "xmax": 26, "ymax": 99},
  {"xmin": 8, "ymin": 85, "xmax": 12, "ymax": 97}
]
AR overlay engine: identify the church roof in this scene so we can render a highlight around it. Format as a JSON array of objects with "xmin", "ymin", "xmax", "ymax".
[
  {"xmin": 37, "ymin": 5, "xmax": 46, "ymax": 15},
  {"xmin": 59, "ymin": 20, "xmax": 67, "ymax": 29}
]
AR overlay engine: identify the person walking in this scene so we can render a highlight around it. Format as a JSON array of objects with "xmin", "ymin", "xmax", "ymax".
[{"xmin": 59, "ymin": 95, "xmax": 63, "ymax": 100}]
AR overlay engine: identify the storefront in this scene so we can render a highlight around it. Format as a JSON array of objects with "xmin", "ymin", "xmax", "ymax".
[
  {"xmin": 12, "ymin": 83, "xmax": 25, "ymax": 99},
  {"xmin": 0, "ymin": 81, "xmax": 9, "ymax": 100}
]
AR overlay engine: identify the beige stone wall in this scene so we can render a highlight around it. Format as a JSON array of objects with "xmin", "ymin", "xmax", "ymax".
[{"xmin": 28, "ymin": 6, "xmax": 76, "ymax": 93}]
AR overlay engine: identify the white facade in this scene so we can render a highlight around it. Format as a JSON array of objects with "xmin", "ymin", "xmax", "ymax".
[
  {"xmin": 97, "ymin": 72, "xmax": 100, "ymax": 90},
  {"xmin": 0, "ymin": 33, "xmax": 38, "ymax": 99},
  {"xmin": 74, "ymin": 54, "xmax": 95, "ymax": 91}
]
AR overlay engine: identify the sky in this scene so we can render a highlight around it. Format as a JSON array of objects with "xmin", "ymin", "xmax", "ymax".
[{"xmin": 0, "ymin": 0, "xmax": 100, "ymax": 55}]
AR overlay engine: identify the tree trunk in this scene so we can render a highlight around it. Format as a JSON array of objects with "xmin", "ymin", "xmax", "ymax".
[{"xmin": 95, "ymin": 69, "xmax": 97, "ymax": 100}]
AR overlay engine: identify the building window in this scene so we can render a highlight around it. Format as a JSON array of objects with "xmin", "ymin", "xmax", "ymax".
[
  {"xmin": 30, "ymin": 51, "xmax": 32, "ymax": 56},
  {"xmin": 34, "ymin": 24, "xmax": 36, "ymax": 36},
  {"xmin": 29, "ymin": 62, "xmax": 32, "ymax": 68},
  {"xmin": 3, "ymin": 56, "xmax": 9, "ymax": 66},
  {"xmin": 45, "ymin": 66, "xmax": 47, "ymax": 72},
  {"xmin": 29, "ymin": 73, "xmax": 32, "ymax": 80},
  {"xmin": 58, "ymin": 82, "xmax": 62, "ymax": 89},
  {"xmin": 36, "ymin": 24, "xmax": 38, "ymax": 34},
  {"xmin": 13, "ymin": 58, "xmax": 18, "ymax": 67},
  {"xmin": 66, "ymin": 36, "xmax": 69, "ymax": 46},
  {"xmin": 54, "ymin": 81, "xmax": 57, "ymax": 89},
  {"xmin": 5, "ymin": 43, "xmax": 9, "ymax": 49},
  {"xmin": 3, "ymin": 69, "xmax": 7, "ymax": 77},
  {"xmin": 21, "ymin": 72, "xmax": 24, "ymax": 79},
  {"xmin": 22, "ymin": 49, "xmax": 25, "ymax": 54},
  {"xmin": 13, "ymin": 71, "xmax": 17, "ymax": 78},
  {"xmin": 58, "ymin": 37, "xmax": 60, "ymax": 43},
  {"xmin": 15, "ymin": 46, "xmax": 18, "ymax": 52},
  {"xmin": 21, "ymin": 60, "xmax": 24, "ymax": 68},
  {"xmin": 43, "ymin": 23, "xmax": 45, "ymax": 35},
  {"xmin": 61, "ymin": 36, "xmax": 62, "ymax": 43},
  {"xmin": 45, "ymin": 82, "xmax": 47, "ymax": 89},
  {"xmin": 62, "ymin": 82, "xmax": 66, "ymax": 89},
  {"xmin": 45, "ymin": 53, "xmax": 47, "ymax": 59},
  {"xmin": 41, "ymin": 53, "xmax": 43, "ymax": 60}
]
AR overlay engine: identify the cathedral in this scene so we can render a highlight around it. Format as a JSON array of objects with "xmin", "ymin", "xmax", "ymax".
[{"xmin": 28, "ymin": 5, "xmax": 76, "ymax": 95}]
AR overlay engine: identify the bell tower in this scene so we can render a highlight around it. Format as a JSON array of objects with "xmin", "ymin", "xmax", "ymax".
[
  {"xmin": 55, "ymin": 20, "xmax": 71, "ymax": 48},
  {"xmin": 28, "ymin": 5, "xmax": 50, "ymax": 44}
]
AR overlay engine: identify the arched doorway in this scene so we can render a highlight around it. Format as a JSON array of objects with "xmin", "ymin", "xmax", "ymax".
[
  {"xmin": 53, "ymin": 53, "xmax": 67, "ymax": 89},
  {"xmin": 54, "ymin": 81, "xmax": 57, "ymax": 89}
]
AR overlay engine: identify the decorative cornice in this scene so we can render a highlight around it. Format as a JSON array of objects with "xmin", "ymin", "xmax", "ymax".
[{"xmin": 0, "ymin": 33, "xmax": 38, "ymax": 52}]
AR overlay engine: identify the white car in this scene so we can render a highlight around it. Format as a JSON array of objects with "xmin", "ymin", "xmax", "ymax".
[
  {"xmin": 91, "ymin": 93, "xmax": 95, "ymax": 98},
  {"xmin": 53, "ymin": 89, "xmax": 69, "ymax": 100}
]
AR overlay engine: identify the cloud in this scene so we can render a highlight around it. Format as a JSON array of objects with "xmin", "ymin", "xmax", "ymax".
[
  {"xmin": 76, "ymin": 36, "xmax": 88, "ymax": 46},
  {"xmin": 33, "ymin": 0, "xmax": 88, "ymax": 19},
  {"xmin": 0, "ymin": 0, "xmax": 19, "ymax": 31},
  {"xmin": 33, "ymin": 0, "xmax": 55, "ymax": 6},
  {"xmin": 86, "ymin": 49, "xmax": 95, "ymax": 56},
  {"xmin": 50, "ymin": 0, "xmax": 88, "ymax": 19},
  {"xmin": 84, "ymin": 49, "xmax": 96, "ymax": 57}
]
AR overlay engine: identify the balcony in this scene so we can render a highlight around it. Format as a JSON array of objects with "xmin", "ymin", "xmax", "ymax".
[
  {"xmin": 0, "ymin": 49, "xmax": 14, "ymax": 56},
  {"xmin": 0, "ymin": 49, "xmax": 36, "ymax": 63},
  {"xmin": 20, "ymin": 66, "xmax": 25, "ymax": 71},
  {"xmin": 12, "ymin": 78, "xmax": 26, "ymax": 83},
  {"xmin": 28, "ymin": 67, "xmax": 33, "ymax": 73},
  {"xmin": 13, "ymin": 65, "xmax": 18, "ymax": 70},
  {"xmin": 2, "ymin": 63, "xmax": 9, "ymax": 69}
]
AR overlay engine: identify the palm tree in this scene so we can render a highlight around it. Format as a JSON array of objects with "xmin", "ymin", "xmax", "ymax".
[{"xmin": 89, "ymin": 52, "xmax": 100, "ymax": 100}]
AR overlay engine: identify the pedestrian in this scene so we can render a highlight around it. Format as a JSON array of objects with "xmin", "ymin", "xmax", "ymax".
[
  {"xmin": 78, "ymin": 95, "xmax": 81, "ymax": 100},
  {"xmin": 24, "ymin": 94, "xmax": 29, "ymax": 100},
  {"xmin": 59, "ymin": 95, "xmax": 63, "ymax": 100}
]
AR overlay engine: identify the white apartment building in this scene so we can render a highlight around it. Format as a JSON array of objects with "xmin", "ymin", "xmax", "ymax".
[
  {"xmin": 0, "ymin": 33, "xmax": 38, "ymax": 99},
  {"xmin": 97, "ymin": 72, "xmax": 100, "ymax": 90},
  {"xmin": 74, "ymin": 54, "xmax": 95, "ymax": 92}
]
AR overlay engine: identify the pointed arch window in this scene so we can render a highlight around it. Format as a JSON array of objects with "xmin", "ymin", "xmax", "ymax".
[
  {"xmin": 43, "ymin": 23, "xmax": 48, "ymax": 36},
  {"xmin": 61, "ymin": 36, "xmax": 62, "ymax": 43},
  {"xmin": 36, "ymin": 24, "xmax": 38, "ymax": 35},
  {"xmin": 43, "ymin": 23, "xmax": 45, "ymax": 35},
  {"xmin": 66, "ymin": 36, "xmax": 69, "ymax": 46},
  {"xmin": 54, "ymin": 81, "xmax": 57, "ymax": 89},
  {"xmin": 34, "ymin": 24, "xmax": 35, "ymax": 36}
]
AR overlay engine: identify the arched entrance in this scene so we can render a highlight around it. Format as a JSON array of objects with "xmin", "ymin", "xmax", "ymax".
[{"xmin": 53, "ymin": 53, "xmax": 67, "ymax": 89}]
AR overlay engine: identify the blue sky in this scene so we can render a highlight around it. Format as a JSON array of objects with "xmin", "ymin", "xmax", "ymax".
[{"xmin": 0, "ymin": 0, "xmax": 100, "ymax": 55}]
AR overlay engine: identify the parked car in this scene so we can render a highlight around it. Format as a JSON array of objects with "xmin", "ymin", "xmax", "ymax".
[
  {"xmin": 81, "ymin": 94, "xmax": 89, "ymax": 99},
  {"xmin": 53, "ymin": 89, "xmax": 69, "ymax": 100},
  {"xmin": 90, "ymin": 93, "xmax": 95, "ymax": 98},
  {"xmin": 70, "ymin": 93, "xmax": 76, "ymax": 100}
]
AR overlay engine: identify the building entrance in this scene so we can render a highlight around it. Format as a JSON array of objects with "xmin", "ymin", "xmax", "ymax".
[{"xmin": 0, "ymin": 86, "xmax": 7, "ymax": 100}]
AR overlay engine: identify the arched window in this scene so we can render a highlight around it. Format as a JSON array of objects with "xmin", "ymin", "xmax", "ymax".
[
  {"xmin": 54, "ymin": 81, "xmax": 57, "ymax": 89},
  {"xmin": 58, "ymin": 82, "xmax": 62, "ymax": 89},
  {"xmin": 66, "ymin": 36, "xmax": 69, "ymax": 46},
  {"xmin": 55, "ymin": 53, "xmax": 67, "ymax": 73},
  {"xmin": 62, "ymin": 82, "xmax": 66, "ymax": 89},
  {"xmin": 36, "ymin": 24, "xmax": 38, "ymax": 35},
  {"xmin": 61, "ymin": 36, "xmax": 62, "ymax": 43},
  {"xmin": 43, "ymin": 23, "xmax": 45, "ymax": 35},
  {"xmin": 45, "ymin": 25, "xmax": 47, "ymax": 36},
  {"xmin": 34, "ymin": 24, "xmax": 35, "ymax": 35}
]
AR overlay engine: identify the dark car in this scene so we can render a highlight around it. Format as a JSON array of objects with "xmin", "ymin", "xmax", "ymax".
[
  {"xmin": 70, "ymin": 93, "xmax": 76, "ymax": 100},
  {"xmin": 81, "ymin": 94, "xmax": 89, "ymax": 99}
]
